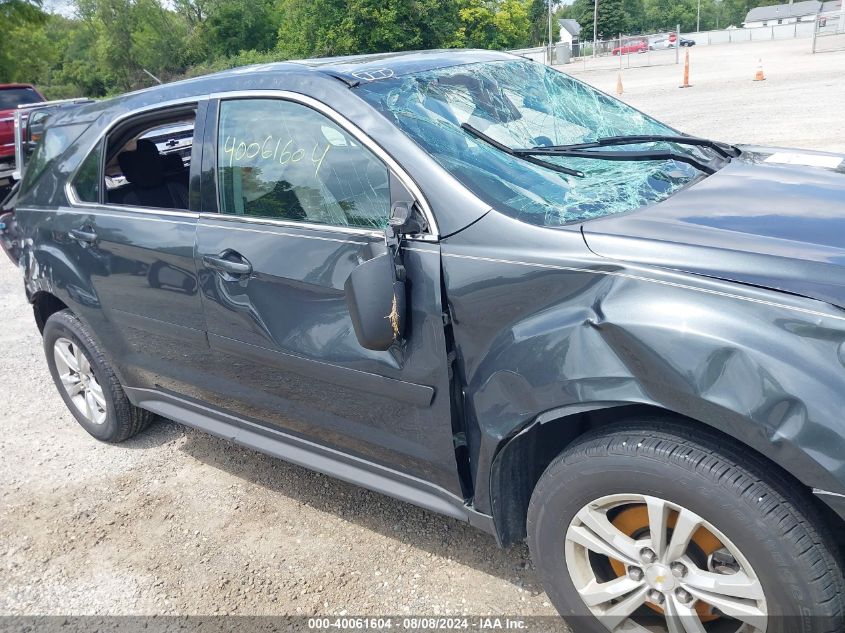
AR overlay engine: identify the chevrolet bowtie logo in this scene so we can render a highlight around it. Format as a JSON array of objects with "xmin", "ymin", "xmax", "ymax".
[{"xmin": 351, "ymin": 68, "xmax": 395, "ymax": 82}]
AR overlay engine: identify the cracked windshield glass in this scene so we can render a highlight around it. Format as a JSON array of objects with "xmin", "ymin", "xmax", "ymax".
[{"xmin": 357, "ymin": 60, "xmax": 713, "ymax": 226}]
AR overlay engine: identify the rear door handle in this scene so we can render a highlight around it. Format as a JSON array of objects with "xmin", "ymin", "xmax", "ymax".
[
  {"xmin": 202, "ymin": 252, "xmax": 252, "ymax": 276},
  {"xmin": 69, "ymin": 228, "xmax": 97, "ymax": 243}
]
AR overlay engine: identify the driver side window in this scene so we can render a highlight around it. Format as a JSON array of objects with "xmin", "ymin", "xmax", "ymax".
[{"xmin": 216, "ymin": 98, "xmax": 391, "ymax": 230}]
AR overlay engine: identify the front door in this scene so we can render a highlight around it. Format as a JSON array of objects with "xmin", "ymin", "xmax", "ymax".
[{"xmin": 194, "ymin": 95, "xmax": 461, "ymax": 495}]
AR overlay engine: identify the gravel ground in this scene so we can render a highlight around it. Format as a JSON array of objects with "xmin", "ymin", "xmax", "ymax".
[
  {"xmin": 2, "ymin": 36, "xmax": 844, "ymax": 625},
  {"xmin": 0, "ymin": 254, "xmax": 555, "ymax": 618},
  {"xmin": 564, "ymin": 38, "xmax": 845, "ymax": 153}
]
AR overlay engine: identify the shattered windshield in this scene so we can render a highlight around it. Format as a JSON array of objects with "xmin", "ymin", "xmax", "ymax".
[{"xmin": 356, "ymin": 59, "xmax": 711, "ymax": 226}]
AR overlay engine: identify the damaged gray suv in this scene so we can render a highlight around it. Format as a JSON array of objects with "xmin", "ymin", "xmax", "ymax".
[{"xmin": 5, "ymin": 50, "xmax": 845, "ymax": 632}]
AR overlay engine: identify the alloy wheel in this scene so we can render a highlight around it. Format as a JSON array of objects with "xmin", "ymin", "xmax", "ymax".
[
  {"xmin": 565, "ymin": 493, "xmax": 767, "ymax": 633},
  {"xmin": 53, "ymin": 337, "xmax": 107, "ymax": 425}
]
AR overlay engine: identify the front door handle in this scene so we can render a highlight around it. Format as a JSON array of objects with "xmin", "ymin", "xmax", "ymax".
[
  {"xmin": 69, "ymin": 228, "xmax": 97, "ymax": 243},
  {"xmin": 202, "ymin": 252, "xmax": 252, "ymax": 276}
]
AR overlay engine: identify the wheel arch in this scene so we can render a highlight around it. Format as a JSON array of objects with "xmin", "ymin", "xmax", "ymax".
[
  {"xmin": 488, "ymin": 402, "xmax": 845, "ymax": 548},
  {"xmin": 31, "ymin": 290, "xmax": 69, "ymax": 333}
]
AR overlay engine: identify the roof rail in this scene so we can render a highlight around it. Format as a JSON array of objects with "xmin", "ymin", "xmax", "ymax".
[{"xmin": 16, "ymin": 97, "xmax": 94, "ymax": 112}]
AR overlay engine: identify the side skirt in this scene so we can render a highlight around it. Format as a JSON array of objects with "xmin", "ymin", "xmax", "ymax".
[{"xmin": 125, "ymin": 387, "xmax": 496, "ymax": 536}]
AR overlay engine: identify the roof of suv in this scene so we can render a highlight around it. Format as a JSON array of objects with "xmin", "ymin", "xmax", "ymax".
[
  {"xmin": 190, "ymin": 48, "xmax": 515, "ymax": 89},
  {"xmin": 45, "ymin": 49, "xmax": 519, "ymax": 128},
  {"xmin": 141, "ymin": 49, "xmax": 516, "ymax": 97}
]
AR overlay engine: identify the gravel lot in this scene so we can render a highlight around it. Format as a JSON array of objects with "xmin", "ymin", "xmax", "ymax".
[
  {"xmin": 2, "ymin": 36, "xmax": 844, "ymax": 625},
  {"xmin": 563, "ymin": 38, "xmax": 845, "ymax": 153}
]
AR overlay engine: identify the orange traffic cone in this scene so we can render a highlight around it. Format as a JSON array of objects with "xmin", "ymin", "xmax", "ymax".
[
  {"xmin": 679, "ymin": 49, "xmax": 692, "ymax": 88},
  {"xmin": 616, "ymin": 73, "xmax": 623, "ymax": 95},
  {"xmin": 754, "ymin": 58, "xmax": 766, "ymax": 81}
]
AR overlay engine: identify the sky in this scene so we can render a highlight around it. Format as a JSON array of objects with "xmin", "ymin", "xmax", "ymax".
[{"xmin": 42, "ymin": 0, "xmax": 75, "ymax": 17}]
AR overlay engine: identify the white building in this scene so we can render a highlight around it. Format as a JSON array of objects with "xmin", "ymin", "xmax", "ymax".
[
  {"xmin": 743, "ymin": 0, "xmax": 824, "ymax": 27},
  {"xmin": 558, "ymin": 19, "xmax": 582, "ymax": 46}
]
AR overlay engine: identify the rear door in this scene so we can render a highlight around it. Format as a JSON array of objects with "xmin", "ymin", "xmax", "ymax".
[
  {"xmin": 63, "ymin": 99, "xmax": 211, "ymax": 395},
  {"xmin": 194, "ymin": 94, "xmax": 461, "ymax": 495}
]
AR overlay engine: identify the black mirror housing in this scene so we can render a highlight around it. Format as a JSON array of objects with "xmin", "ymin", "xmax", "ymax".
[{"xmin": 344, "ymin": 253, "xmax": 406, "ymax": 351}]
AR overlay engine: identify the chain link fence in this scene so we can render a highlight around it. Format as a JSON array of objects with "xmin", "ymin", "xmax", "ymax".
[
  {"xmin": 813, "ymin": 10, "xmax": 845, "ymax": 52},
  {"xmin": 509, "ymin": 18, "xmax": 837, "ymax": 72},
  {"xmin": 508, "ymin": 30, "xmax": 685, "ymax": 71}
]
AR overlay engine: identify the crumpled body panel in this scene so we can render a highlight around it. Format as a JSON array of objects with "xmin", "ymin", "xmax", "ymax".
[
  {"xmin": 583, "ymin": 149, "xmax": 845, "ymax": 309},
  {"xmin": 441, "ymin": 210, "xmax": 845, "ymax": 517}
]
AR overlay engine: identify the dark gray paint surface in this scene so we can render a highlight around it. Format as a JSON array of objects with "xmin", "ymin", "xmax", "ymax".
[{"xmin": 10, "ymin": 50, "xmax": 845, "ymax": 542}]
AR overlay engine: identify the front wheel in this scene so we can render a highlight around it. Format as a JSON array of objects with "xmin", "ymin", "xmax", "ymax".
[{"xmin": 527, "ymin": 421, "xmax": 844, "ymax": 633}]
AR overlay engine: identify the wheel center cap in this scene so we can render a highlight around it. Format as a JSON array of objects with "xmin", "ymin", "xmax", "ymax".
[{"xmin": 645, "ymin": 564, "xmax": 675, "ymax": 591}]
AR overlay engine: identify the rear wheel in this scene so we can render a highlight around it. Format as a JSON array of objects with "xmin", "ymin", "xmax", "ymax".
[
  {"xmin": 43, "ymin": 309, "xmax": 154, "ymax": 442},
  {"xmin": 527, "ymin": 420, "xmax": 844, "ymax": 633}
]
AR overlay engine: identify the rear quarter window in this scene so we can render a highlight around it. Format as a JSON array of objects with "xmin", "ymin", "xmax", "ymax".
[{"xmin": 21, "ymin": 123, "xmax": 89, "ymax": 192}]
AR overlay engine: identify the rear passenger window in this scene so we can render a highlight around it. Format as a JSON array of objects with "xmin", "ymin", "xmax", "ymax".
[
  {"xmin": 73, "ymin": 138, "xmax": 103, "ymax": 203},
  {"xmin": 102, "ymin": 110, "xmax": 196, "ymax": 210},
  {"xmin": 217, "ymin": 99, "xmax": 390, "ymax": 229}
]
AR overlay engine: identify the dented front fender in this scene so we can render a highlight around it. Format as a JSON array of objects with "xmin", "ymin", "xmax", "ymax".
[{"xmin": 442, "ymin": 211, "xmax": 845, "ymax": 519}]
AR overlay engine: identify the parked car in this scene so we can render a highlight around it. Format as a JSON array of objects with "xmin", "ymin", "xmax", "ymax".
[
  {"xmin": 612, "ymin": 39, "xmax": 647, "ymax": 55},
  {"xmin": 680, "ymin": 37, "xmax": 696, "ymax": 46},
  {"xmin": 6, "ymin": 50, "xmax": 845, "ymax": 633},
  {"xmin": 0, "ymin": 83, "xmax": 44, "ymax": 193},
  {"xmin": 648, "ymin": 36, "xmax": 672, "ymax": 50}
]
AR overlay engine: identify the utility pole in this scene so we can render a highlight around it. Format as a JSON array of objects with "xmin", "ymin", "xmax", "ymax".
[
  {"xmin": 548, "ymin": 0, "xmax": 553, "ymax": 64},
  {"xmin": 697, "ymin": 0, "xmax": 702, "ymax": 32},
  {"xmin": 593, "ymin": 0, "xmax": 599, "ymax": 57}
]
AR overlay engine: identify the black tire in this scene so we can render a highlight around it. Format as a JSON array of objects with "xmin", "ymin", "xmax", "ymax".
[
  {"xmin": 527, "ymin": 419, "xmax": 844, "ymax": 633},
  {"xmin": 43, "ymin": 309, "xmax": 154, "ymax": 442}
]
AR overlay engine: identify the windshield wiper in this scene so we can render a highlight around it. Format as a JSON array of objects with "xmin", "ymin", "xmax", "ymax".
[
  {"xmin": 537, "ymin": 135, "xmax": 741, "ymax": 159},
  {"xmin": 461, "ymin": 123, "xmax": 585, "ymax": 178},
  {"xmin": 528, "ymin": 145, "xmax": 719, "ymax": 175},
  {"xmin": 462, "ymin": 123, "xmax": 718, "ymax": 177}
]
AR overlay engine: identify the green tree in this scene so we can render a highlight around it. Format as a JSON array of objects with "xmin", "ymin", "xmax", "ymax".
[
  {"xmin": 527, "ymin": 0, "xmax": 552, "ymax": 45},
  {"xmin": 277, "ymin": 0, "xmax": 461, "ymax": 58},
  {"xmin": 623, "ymin": 0, "xmax": 647, "ymax": 32},
  {"xmin": 0, "ymin": 0, "xmax": 47, "ymax": 81},
  {"xmin": 453, "ymin": 0, "xmax": 498, "ymax": 47},
  {"xmin": 596, "ymin": 0, "xmax": 629, "ymax": 38},
  {"xmin": 132, "ymin": 0, "xmax": 189, "ymax": 79},
  {"xmin": 493, "ymin": 0, "xmax": 531, "ymax": 48},
  {"xmin": 205, "ymin": 0, "xmax": 278, "ymax": 57},
  {"xmin": 643, "ymin": 0, "xmax": 701, "ymax": 31},
  {"xmin": 452, "ymin": 0, "xmax": 532, "ymax": 49}
]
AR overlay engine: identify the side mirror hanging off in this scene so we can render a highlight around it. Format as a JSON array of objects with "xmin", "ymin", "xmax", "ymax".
[
  {"xmin": 344, "ymin": 252, "xmax": 406, "ymax": 351},
  {"xmin": 344, "ymin": 174, "xmax": 422, "ymax": 351}
]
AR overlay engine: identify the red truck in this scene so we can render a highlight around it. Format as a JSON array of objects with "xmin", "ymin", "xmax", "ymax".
[{"xmin": 0, "ymin": 83, "xmax": 45, "ymax": 192}]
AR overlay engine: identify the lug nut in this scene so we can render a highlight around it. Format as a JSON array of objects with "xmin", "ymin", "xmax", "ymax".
[
  {"xmin": 647, "ymin": 589, "xmax": 665, "ymax": 605},
  {"xmin": 640, "ymin": 547, "xmax": 657, "ymax": 564},
  {"xmin": 627, "ymin": 566, "xmax": 644, "ymax": 581},
  {"xmin": 675, "ymin": 588, "xmax": 693, "ymax": 604},
  {"xmin": 670, "ymin": 562, "xmax": 687, "ymax": 578}
]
